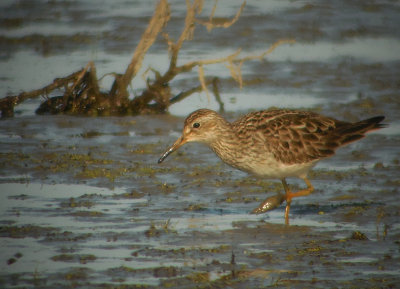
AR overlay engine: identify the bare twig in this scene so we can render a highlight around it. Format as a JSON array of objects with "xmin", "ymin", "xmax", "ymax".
[
  {"xmin": 64, "ymin": 62, "xmax": 92, "ymax": 99},
  {"xmin": 173, "ymin": 38, "xmax": 294, "ymax": 90},
  {"xmin": 225, "ymin": 61, "xmax": 242, "ymax": 88},
  {"xmin": 198, "ymin": 65, "xmax": 210, "ymax": 102},
  {"xmin": 0, "ymin": 68, "xmax": 84, "ymax": 117},
  {"xmin": 212, "ymin": 77, "xmax": 224, "ymax": 112},
  {"xmin": 181, "ymin": 48, "xmax": 242, "ymax": 71},
  {"xmin": 112, "ymin": 0, "xmax": 171, "ymax": 98},
  {"xmin": 169, "ymin": 85, "xmax": 203, "ymax": 105},
  {"xmin": 168, "ymin": 0, "xmax": 203, "ymax": 71},
  {"xmin": 236, "ymin": 39, "xmax": 295, "ymax": 63},
  {"xmin": 196, "ymin": 0, "xmax": 246, "ymax": 32}
]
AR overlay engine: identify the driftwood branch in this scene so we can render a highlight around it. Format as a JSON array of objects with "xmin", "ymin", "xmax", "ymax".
[
  {"xmin": 0, "ymin": 0, "xmax": 294, "ymax": 117},
  {"xmin": 0, "ymin": 68, "xmax": 85, "ymax": 117},
  {"xmin": 133, "ymin": 0, "xmax": 249, "ymax": 112},
  {"xmin": 173, "ymin": 38, "xmax": 294, "ymax": 90},
  {"xmin": 111, "ymin": 0, "xmax": 170, "ymax": 99},
  {"xmin": 169, "ymin": 76, "xmax": 223, "ymax": 112}
]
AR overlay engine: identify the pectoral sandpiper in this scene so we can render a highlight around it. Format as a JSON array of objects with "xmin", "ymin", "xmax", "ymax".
[{"xmin": 158, "ymin": 109, "xmax": 385, "ymax": 224}]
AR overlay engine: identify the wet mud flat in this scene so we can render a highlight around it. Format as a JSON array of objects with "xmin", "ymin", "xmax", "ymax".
[
  {"xmin": 1, "ymin": 0, "xmax": 400, "ymax": 288},
  {"xmin": 0, "ymin": 110, "xmax": 399, "ymax": 288}
]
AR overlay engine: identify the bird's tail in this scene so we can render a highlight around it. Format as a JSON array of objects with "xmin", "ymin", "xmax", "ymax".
[{"xmin": 337, "ymin": 116, "xmax": 386, "ymax": 145}]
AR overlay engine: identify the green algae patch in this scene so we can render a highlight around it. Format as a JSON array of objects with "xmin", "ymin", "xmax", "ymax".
[
  {"xmin": 296, "ymin": 243, "xmax": 323, "ymax": 257},
  {"xmin": 60, "ymin": 197, "xmax": 96, "ymax": 208},
  {"xmin": 184, "ymin": 203, "xmax": 207, "ymax": 211},
  {"xmin": 344, "ymin": 205, "xmax": 368, "ymax": 219},
  {"xmin": 75, "ymin": 166, "xmax": 130, "ymax": 181},
  {"xmin": 29, "ymin": 151, "xmax": 124, "ymax": 181},
  {"xmin": 39, "ymin": 152, "xmax": 114, "ymax": 172},
  {"xmin": 144, "ymin": 220, "xmax": 176, "ymax": 238},
  {"xmin": 199, "ymin": 244, "xmax": 231, "ymax": 254},
  {"xmin": 51, "ymin": 254, "xmax": 97, "ymax": 264},
  {"xmin": 221, "ymin": 191, "xmax": 259, "ymax": 204},
  {"xmin": 130, "ymin": 143, "xmax": 160, "ymax": 154},
  {"xmin": 136, "ymin": 166, "xmax": 159, "ymax": 177},
  {"xmin": 185, "ymin": 271, "xmax": 210, "ymax": 283},
  {"xmin": 106, "ymin": 265, "xmax": 179, "ymax": 283},
  {"xmin": 71, "ymin": 210, "xmax": 104, "ymax": 217},
  {"xmin": 329, "ymin": 194, "xmax": 358, "ymax": 201},
  {"xmin": 0, "ymin": 152, "xmax": 31, "ymax": 168},
  {"xmin": 64, "ymin": 267, "xmax": 91, "ymax": 281},
  {"xmin": 51, "ymin": 254, "xmax": 75, "ymax": 262},
  {"xmin": 153, "ymin": 266, "xmax": 178, "ymax": 278},
  {"xmin": 0, "ymin": 225, "xmax": 59, "ymax": 238},
  {"xmin": 134, "ymin": 165, "xmax": 181, "ymax": 177},
  {"xmin": 350, "ymin": 231, "xmax": 369, "ymax": 240}
]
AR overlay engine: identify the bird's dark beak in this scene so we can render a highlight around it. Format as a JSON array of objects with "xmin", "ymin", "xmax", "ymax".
[{"xmin": 158, "ymin": 136, "xmax": 186, "ymax": 163}]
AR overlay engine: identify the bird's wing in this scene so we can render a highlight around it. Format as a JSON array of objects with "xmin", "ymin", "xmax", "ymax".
[{"xmin": 233, "ymin": 110, "xmax": 344, "ymax": 164}]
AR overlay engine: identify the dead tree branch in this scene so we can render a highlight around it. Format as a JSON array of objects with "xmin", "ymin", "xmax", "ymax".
[
  {"xmin": 0, "ymin": 68, "xmax": 85, "ymax": 117},
  {"xmin": 1, "ymin": 0, "xmax": 294, "ymax": 117},
  {"xmin": 110, "ymin": 0, "xmax": 170, "ymax": 99},
  {"xmin": 132, "ymin": 0, "xmax": 248, "ymax": 112}
]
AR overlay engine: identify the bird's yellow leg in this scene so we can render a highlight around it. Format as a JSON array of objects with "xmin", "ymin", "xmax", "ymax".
[{"xmin": 281, "ymin": 178, "xmax": 314, "ymax": 225}]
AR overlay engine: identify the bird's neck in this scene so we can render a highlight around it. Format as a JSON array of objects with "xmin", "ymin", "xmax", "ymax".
[{"xmin": 208, "ymin": 122, "xmax": 242, "ymax": 165}]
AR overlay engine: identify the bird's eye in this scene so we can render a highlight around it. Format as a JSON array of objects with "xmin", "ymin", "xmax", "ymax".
[{"xmin": 193, "ymin": 122, "xmax": 200, "ymax": 128}]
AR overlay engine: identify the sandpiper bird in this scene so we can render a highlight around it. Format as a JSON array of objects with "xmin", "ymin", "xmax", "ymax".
[{"xmin": 158, "ymin": 109, "xmax": 385, "ymax": 224}]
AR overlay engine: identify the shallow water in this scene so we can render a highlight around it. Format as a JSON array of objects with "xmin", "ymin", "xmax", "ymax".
[{"xmin": 1, "ymin": 0, "xmax": 400, "ymax": 288}]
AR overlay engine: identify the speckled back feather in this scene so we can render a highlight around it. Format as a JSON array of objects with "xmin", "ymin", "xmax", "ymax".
[{"xmin": 232, "ymin": 109, "xmax": 385, "ymax": 164}]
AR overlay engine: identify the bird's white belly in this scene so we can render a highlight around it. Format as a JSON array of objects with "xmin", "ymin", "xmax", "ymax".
[
  {"xmin": 227, "ymin": 154, "xmax": 318, "ymax": 179},
  {"xmin": 249, "ymin": 160, "xmax": 317, "ymax": 179},
  {"xmin": 213, "ymin": 144, "xmax": 318, "ymax": 179}
]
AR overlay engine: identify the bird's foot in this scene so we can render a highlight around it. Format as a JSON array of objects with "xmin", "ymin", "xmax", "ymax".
[{"xmin": 250, "ymin": 193, "xmax": 285, "ymax": 214}]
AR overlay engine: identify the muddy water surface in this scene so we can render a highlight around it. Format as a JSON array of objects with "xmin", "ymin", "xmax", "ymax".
[
  {"xmin": 1, "ymin": 0, "xmax": 400, "ymax": 288},
  {"xmin": 1, "ymin": 112, "xmax": 399, "ymax": 288}
]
